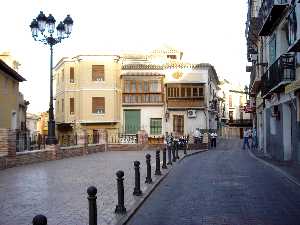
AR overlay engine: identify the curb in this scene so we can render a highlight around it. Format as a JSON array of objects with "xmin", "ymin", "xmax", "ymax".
[
  {"xmin": 115, "ymin": 149, "xmax": 208, "ymax": 225},
  {"xmin": 248, "ymin": 149, "xmax": 300, "ymax": 187}
]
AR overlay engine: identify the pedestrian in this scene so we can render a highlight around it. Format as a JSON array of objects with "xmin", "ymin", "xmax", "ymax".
[
  {"xmin": 193, "ymin": 128, "xmax": 201, "ymax": 144},
  {"xmin": 242, "ymin": 128, "xmax": 250, "ymax": 150},
  {"xmin": 210, "ymin": 131, "xmax": 217, "ymax": 148},
  {"xmin": 251, "ymin": 127, "xmax": 258, "ymax": 150}
]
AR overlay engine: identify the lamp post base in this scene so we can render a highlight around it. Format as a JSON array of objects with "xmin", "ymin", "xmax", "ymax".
[
  {"xmin": 46, "ymin": 136, "xmax": 57, "ymax": 145},
  {"xmin": 46, "ymin": 120, "xmax": 57, "ymax": 145}
]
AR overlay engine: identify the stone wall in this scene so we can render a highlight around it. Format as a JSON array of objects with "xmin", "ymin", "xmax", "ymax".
[
  {"xmin": 0, "ymin": 143, "xmax": 106, "ymax": 170},
  {"xmin": 107, "ymin": 143, "xmax": 208, "ymax": 151}
]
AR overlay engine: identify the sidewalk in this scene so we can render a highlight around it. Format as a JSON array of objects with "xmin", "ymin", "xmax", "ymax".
[{"xmin": 251, "ymin": 148, "xmax": 300, "ymax": 186}]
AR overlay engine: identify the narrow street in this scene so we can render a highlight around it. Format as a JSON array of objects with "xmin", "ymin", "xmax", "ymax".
[{"xmin": 127, "ymin": 139, "xmax": 300, "ymax": 225}]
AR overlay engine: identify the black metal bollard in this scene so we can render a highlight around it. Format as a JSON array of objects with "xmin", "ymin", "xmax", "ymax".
[
  {"xmin": 145, "ymin": 154, "xmax": 153, "ymax": 183},
  {"xmin": 32, "ymin": 215, "xmax": 47, "ymax": 225},
  {"xmin": 115, "ymin": 170, "xmax": 127, "ymax": 214},
  {"xmin": 87, "ymin": 186, "xmax": 97, "ymax": 225},
  {"xmin": 162, "ymin": 147, "xmax": 167, "ymax": 169},
  {"xmin": 176, "ymin": 142, "xmax": 180, "ymax": 159},
  {"xmin": 133, "ymin": 161, "xmax": 142, "ymax": 196},
  {"xmin": 167, "ymin": 145, "xmax": 172, "ymax": 165},
  {"xmin": 183, "ymin": 142, "xmax": 187, "ymax": 155},
  {"xmin": 172, "ymin": 143, "xmax": 177, "ymax": 162},
  {"xmin": 155, "ymin": 150, "xmax": 162, "ymax": 175}
]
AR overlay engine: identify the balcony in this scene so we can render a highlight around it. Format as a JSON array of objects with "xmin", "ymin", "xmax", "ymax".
[
  {"xmin": 123, "ymin": 93, "xmax": 163, "ymax": 105},
  {"xmin": 245, "ymin": 1, "xmax": 260, "ymax": 61},
  {"xmin": 258, "ymin": 0, "xmax": 289, "ymax": 36},
  {"xmin": 167, "ymin": 98, "xmax": 205, "ymax": 109},
  {"xmin": 249, "ymin": 65, "xmax": 261, "ymax": 96},
  {"xmin": 261, "ymin": 54, "xmax": 295, "ymax": 97}
]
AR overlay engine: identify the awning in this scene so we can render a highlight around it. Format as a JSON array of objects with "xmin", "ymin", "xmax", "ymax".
[{"xmin": 285, "ymin": 80, "xmax": 300, "ymax": 94}]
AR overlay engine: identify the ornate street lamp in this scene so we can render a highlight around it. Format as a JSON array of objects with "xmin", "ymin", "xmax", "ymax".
[{"xmin": 30, "ymin": 11, "xmax": 73, "ymax": 145}]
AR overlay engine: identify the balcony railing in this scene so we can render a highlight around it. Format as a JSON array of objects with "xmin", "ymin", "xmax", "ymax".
[
  {"xmin": 123, "ymin": 93, "xmax": 163, "ymax": 105},
  {"xmin": 258, "ymin": 0, "xmax": 289, "ymax": 36},
  {"xmin": 261, "ymin": 54, "xmax": 295, "ymax": 97},
  {"xmin": 246, "ymin": 1, "xmax": 260, "ymax": 61}
]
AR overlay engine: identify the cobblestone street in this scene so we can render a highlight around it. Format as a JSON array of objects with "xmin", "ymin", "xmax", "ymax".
[
  {"xmin": 127, "ymin": 139, "xmax": 300, "ymax": 225},
  {"xmin": 0, "ymin": 149, "xmax": 187, "ymax": 225}
]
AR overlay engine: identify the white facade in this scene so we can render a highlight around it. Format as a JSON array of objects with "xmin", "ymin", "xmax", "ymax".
[{"xmin": 121, "ymin": 106, "xmax": 164, "ymax": 137}]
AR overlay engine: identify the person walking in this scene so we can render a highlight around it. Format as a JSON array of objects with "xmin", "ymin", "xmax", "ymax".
[
  {"xmin": 242, "ymin": 128, "xmax": 250, "ymax": 150},
  {"xmin": 210, "ymin": 132, "xmax": 217, "ymax": 148}
]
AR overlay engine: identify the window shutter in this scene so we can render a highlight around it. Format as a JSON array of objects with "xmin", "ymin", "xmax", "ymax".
[
  {"xmin": 92, "ymin": 65, "xmax": 105, "ymax": 81},
  {"xmin": 70, "ymin": 67, "xmax": 74, "ymax": 83},
  {"xmin": 92, "ymin": 97, "xmax": 105, "ymax": 113},
  {"xmin": 70, "ymin": 98, "xmax": 74, "ymax": 114}
]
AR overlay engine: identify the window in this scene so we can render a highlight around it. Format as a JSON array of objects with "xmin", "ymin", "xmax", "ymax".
[
  {"xmin": 124, "ymin": 80, "xmax": 130, "ymax": 92},
  {"xmin": 92, "ymin": 97, "xmax": 105, "ymax": 114},
  {"xmin": 186, "ymin": 88, "xmax": 191, "ymax": 97},
  {"xmin": 149, "ymin": 80, "xmax": 160, "ymax": 92},
  {"xmin": 181, "ymin": 88, "xmax": 186, "ymax": 97},
  {"xmin": 168, "ymin": 87, "xmax": 179, "ymax": 97},
  {"xmin": 70, "ymin": 67, "xmax": 74, "ymax": 83},
  {"xmin": 229, "ymin": 95, "xmax": 233, "ymax": 108},
  {"xmin": 173, "ymin": 115, "xmax": 184, "ymax": 134},
  {"xmin": 92, "ymin": 65, "xmax": 105, "ymax": 81},
  {"xmin": 131, "ymin": 82, "xmax": 136, "ymax": 93},
  {"xmin": 138, "ymin": 81, "xmax": 143, "ymax": 93},
  {"xmin": 70, "ymin": 98, "xmax": 74, "ymax": 114},
  {"xmin": 62, "ymin": 99, "xmax": 64, "ymax": 112},
  {"xmin": 150, "ymin": 118, "xmax": 162, "ymax": 135},
  {"xmin": 193, "ymin": 88, "xmax": 198, "ymax": 97},
  {"xmin": 198, "ymin": 88, "xmax": 204, "ymax": 96},
  {"xmin": 144, "ymin": 81, "xmax": 149, "ymax": 92}
]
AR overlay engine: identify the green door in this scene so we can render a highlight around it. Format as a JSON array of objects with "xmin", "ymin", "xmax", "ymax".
[{"xmin": 124, "ymin": 110, "xmax": 140, "ymax": 134}]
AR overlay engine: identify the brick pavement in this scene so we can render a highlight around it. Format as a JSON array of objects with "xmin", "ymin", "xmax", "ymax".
[
  {"xmin": 127, "ymin": 139, "xmax": 300, "ymax": 225},
  {"xmin": 0, "ymin": 148, "xmax": 193, "ymax": 225}
]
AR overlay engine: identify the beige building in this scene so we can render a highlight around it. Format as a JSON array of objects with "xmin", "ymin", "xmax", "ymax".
[
  {"xmin": 0, "ymin": 59, "xmax": 26, "ymax": 129},
  {"xmin": 54, "ymin": 55, "xmax": 122, "ymax": 138}
]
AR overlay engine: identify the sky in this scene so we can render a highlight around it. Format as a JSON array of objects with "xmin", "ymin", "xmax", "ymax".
[{"xmin": 0, "ymin": 0, "xmax": 249, "ymax": 113}]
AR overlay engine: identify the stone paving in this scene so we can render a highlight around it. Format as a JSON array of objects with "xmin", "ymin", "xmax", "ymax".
[
  {"xmin": 127, "ymin": 139, "xmax": 300, "ymax": 225},
  {"xmin": 0, "ymin": 148, "xmax": 190, "ymax": 225}
]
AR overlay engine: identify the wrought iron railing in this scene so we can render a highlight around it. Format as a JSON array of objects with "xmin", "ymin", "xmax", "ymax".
[
  {"xmin": 261, "ymin": 54, "xmax": 295, "ymax": 96},
  {"xmin": 258, "ymin": 0, "xmax": 288, "ymax": 33},
  {"xmin": 16, "ymin": 131, "xmax": 46, "ymax": 152}
]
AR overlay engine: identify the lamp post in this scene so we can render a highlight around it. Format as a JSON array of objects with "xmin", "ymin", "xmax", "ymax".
[{"xmin": 30, "ymin": 11, "xmax": 73, "ymax": 145}]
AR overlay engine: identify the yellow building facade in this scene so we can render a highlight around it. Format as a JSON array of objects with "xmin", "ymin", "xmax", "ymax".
[
  {"xmin": 0, "ymin": 59, "xmax": 26, "ymax": 129},
  {"xmin": 54, "ymin": 55, "xmax": 122, "ymax": 137}
]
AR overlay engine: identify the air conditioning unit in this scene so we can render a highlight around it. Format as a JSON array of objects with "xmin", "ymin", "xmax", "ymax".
[{"xmin": 187, "ymin": 110, "xmax": 196, "ymax": 118}]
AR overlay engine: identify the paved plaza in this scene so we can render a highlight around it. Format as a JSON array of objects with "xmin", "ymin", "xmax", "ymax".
[
  {"xmin": 0, "ymin": 149, "xmax": 188, "ymax": 225},
  {"xmin": 128, "ymin": 139, "xmax": 300, "ymax": 225}
]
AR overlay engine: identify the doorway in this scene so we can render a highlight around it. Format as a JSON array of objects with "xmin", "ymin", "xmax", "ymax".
[{"xmin": 282, "ymin": 103, "xmax": 292, "ymax": 161}]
